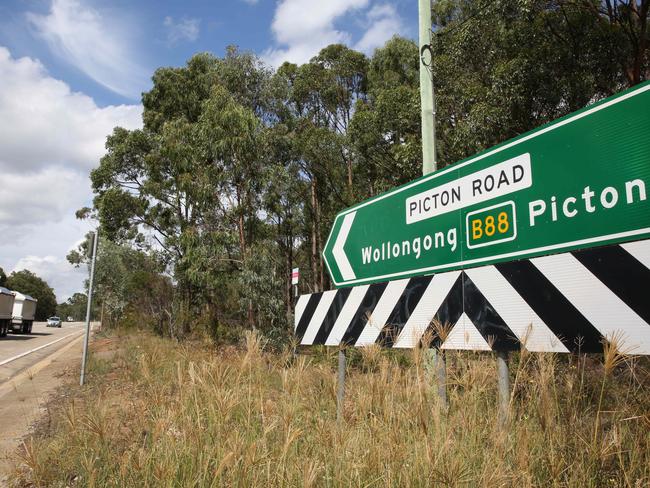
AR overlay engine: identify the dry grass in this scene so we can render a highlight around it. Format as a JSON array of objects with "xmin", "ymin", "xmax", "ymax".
[{"xmin": 9, "ymin": 330, "xmax": 650, "ymax": 487}]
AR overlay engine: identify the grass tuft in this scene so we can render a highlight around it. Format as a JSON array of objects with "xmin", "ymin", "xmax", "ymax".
[{"xmin": 9, "ymin": 330, "xmax": 650, "ymax": 487}]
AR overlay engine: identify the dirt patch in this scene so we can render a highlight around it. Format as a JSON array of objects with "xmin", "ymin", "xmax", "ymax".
[{"xmin": 91, "ymin": 336, "xmax": 120, "ymax": 362}]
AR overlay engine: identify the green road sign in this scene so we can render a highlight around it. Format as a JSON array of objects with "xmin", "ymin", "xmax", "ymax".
[{"xmin": 323, "ymin": 82, "xmax": 650, "ymax": 287}]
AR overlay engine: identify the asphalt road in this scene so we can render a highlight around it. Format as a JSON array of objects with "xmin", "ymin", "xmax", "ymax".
[
  {"xmin": 0, "ymin": 321, "xmax": 86, "ymax": 384},
  {"xmin": 0, "ymin": 321, "xmax": 94, "ymax": 480}
]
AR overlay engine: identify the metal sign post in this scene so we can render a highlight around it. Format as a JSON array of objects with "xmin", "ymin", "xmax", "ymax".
[
  {"xmin": 337, "ymin": 348, "xmax": 346, "ymax": 423},
  {"xmin": 419, "ymin": 0, "xmax": 436, "ymax": 175},
  {"xmin": 496, "ymin": 350, "xmax": 510, "ymax": 427},
  {"xmin": 80, "ymin": 230, "xmax": 98, "ymax": 387},
  {"xmin": 291, "ymin": 267, "xmax": 300, "ymax": 361}
]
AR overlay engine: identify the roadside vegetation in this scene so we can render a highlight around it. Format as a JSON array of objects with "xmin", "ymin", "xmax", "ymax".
[
  {"xmin": 1, "ymin": 269, "xmax": 57, "ymax": 321},
  {"xmin": 10, "ymin": 329, "xmax": 650, "ymax": 487}
]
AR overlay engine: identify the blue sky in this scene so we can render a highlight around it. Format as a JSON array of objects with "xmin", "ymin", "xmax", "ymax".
[
  {"xmin": 0, "ymin": 0, "xmax": 416, "ymax": 301},
  {"xmin": 1, "ymin": 0, "xmax": 416, "ymax": 106}
]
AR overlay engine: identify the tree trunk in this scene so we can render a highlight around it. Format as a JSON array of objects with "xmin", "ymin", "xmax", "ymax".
[
  {"xmin": 310, "ymin": 176, "xmax": 319, "ymax": 293},
  {"xmin": 317, "ymin": 194, "xmax": 325, "ymax": 292},
  {"xmin": 285, "ymin": 232, "xmax": 293, "ymax": 325},
  {"xmin": 347, "ymin": 158, "xmax": 353, "ymax": 192},
  {"xmin": 238, "ymin": 214, "xmax": 246, "ymax": 256},
  {"xmin": 632, "ymin": 1, "xmax": 649, "ymax": 86},
  {"xmin": 236, "ymin": 185, "xmax": 254, "ymax": 328}
]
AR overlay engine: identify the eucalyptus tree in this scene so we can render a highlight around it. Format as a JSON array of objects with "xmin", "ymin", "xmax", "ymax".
[
  {"xmin": 271, "ymin": 46, "xmax": 368, "ymax": 292},
  {"xmin": 349, "ymin": 36, "xmax": 422, "ymax": 195},
  {"xmin": 5, "ymin": 270, "xmax": 57, "ymax": 320},
  {"xmin": 91, "ymin": 52, "xmax": 269, "ymax": 334},
  {"xmin": 261, "ymin": 119, "xmax": 306, "ymax": 316},
  {"xmin": 562, "ymin": 0, "xmax": 648, "ymax": 86},
  {"xmin": 430, "ymin": 0, "xmax": 630, "ymax": 166},
  {"xmin": 68, "ymin": 237, "xmax": 171, "ymax": 332}
]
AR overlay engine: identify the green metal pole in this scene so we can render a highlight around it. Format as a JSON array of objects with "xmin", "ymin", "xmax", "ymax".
[{"xmin": 419, "ymin": 0, "xmax": 437, "ymax": 174}]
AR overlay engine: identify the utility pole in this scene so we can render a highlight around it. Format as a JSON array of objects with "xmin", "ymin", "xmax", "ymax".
[
  {"xmin": 419, "ymin": 0, "xmax": 446, "ymax": 407},
  {"xmin": 80, "ymin": 230, "xmax": 99, "ymax": 386},
  {"xmin": 419, "ymin": 0, "xmax": 437, "ymax": 174}
]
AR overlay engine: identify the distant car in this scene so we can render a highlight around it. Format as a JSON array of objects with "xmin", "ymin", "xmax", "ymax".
[
  {"xmin": 67, "ymin": 316, "xmax": 74, "ymax": 322},
  {"xmin": 47, "ymin": 316, "xmax": 62, "ymax": 328}
]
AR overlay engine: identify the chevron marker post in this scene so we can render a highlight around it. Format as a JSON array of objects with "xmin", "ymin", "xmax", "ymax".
[{"xmin": 296, "ymin": 240, "xmax": 650, "ymax": 356}]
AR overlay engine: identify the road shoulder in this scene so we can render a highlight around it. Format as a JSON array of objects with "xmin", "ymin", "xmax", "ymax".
[{"xmin": 0, "ymin": 335, "xmax": 84, "ymax": 483}]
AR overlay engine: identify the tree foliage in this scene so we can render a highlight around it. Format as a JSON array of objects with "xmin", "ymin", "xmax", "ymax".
[
  {"xmin": 6, "ymin": 270, "xmax": 57, "ymax": 320},
  {"xmin": 68, "ymin": 235, "xmax": 172, "ymax": 333},
  {"xmin": 57, "ymin": 293, "xmax": 88, "ymax": 321}
]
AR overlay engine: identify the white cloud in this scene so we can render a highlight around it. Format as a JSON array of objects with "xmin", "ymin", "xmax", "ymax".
[
  {"xmin": 262, "ymin": 0, "xmax": 405, "ymax": 67},
  {"xmin": 26, "ymin": 0, "xmax": 149, "ymax": 99},
  {"xmin": 0, "ymin": 167, "xmax": 87, "ymax": 230},
  {"xmin": 12, "ymin": 254, "xmax": 88, "ymax": 302},
  {"xmin": 263, "ymin": 0, "xmax": 369, "ymax": 67},
  {"xmin": 0, "ymin": 47, "xmax": 142, "ymax": 173},
  {"xmin": 163, "ymin": 16, "xmax": 200, "ymax": 44},
  {"xmin": 0, "ymin": 46, "xmax": 141, "ymax": 302},
  {"xmin": 355, "ymin": 4, "xmax": 404, "ymax": 54}
]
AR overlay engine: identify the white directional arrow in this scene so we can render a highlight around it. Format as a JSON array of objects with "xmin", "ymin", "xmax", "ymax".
[{"xmin": 333, "ymin": 212, "xmax": 357, "ymax": 281}]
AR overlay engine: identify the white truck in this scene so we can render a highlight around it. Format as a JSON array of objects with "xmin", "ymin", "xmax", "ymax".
[
  {"xmin": 9, "ymin": 292, "xmax": 37, "ymax": 334},
  {"xmin": 0, "ymin": 287, "xmax": 15, "ymax": 337}
]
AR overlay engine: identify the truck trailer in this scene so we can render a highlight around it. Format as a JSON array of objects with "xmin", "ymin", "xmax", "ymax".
[
  {"xmin": 10, "ymin": 292, "xmax": 37, "ymax": 334},
  {"xmin": 0, "ymin": 287, "xmax": 15, "ymax": 337}
]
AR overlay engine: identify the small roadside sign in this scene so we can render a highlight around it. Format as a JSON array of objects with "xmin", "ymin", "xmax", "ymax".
[
  {"xmin": 323, "ymin": 82, "xmax": 650, "ymax": 287},
  {"xmin": 291, "ymin": 268, "xmax": 299, "ymax": 285}
]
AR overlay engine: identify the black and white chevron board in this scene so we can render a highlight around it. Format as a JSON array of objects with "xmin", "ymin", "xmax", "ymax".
[{"xmin": 294, "ymin": 240, "xmax": 650, "ymax": 355}]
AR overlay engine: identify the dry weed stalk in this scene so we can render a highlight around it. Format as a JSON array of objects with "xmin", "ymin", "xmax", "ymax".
[
  {"xmin": 12, "ymin": 330, "xmax": 650, "ymax": 487},
  {"xmin": 430, "ymin": 317, "xmax": 453, "ymax": 344},
  {"xmin": 594, "ymin": 331, "xmax": 635, "ymax": 447},
  {"xmin": 359, "ymin": 342, "xmax": 382, "ymax": 372}
]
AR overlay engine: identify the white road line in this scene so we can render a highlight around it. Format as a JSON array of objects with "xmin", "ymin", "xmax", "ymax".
[{"xmin": 0, "ymin": 330, "xmax": 84, "ymax": 366}]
